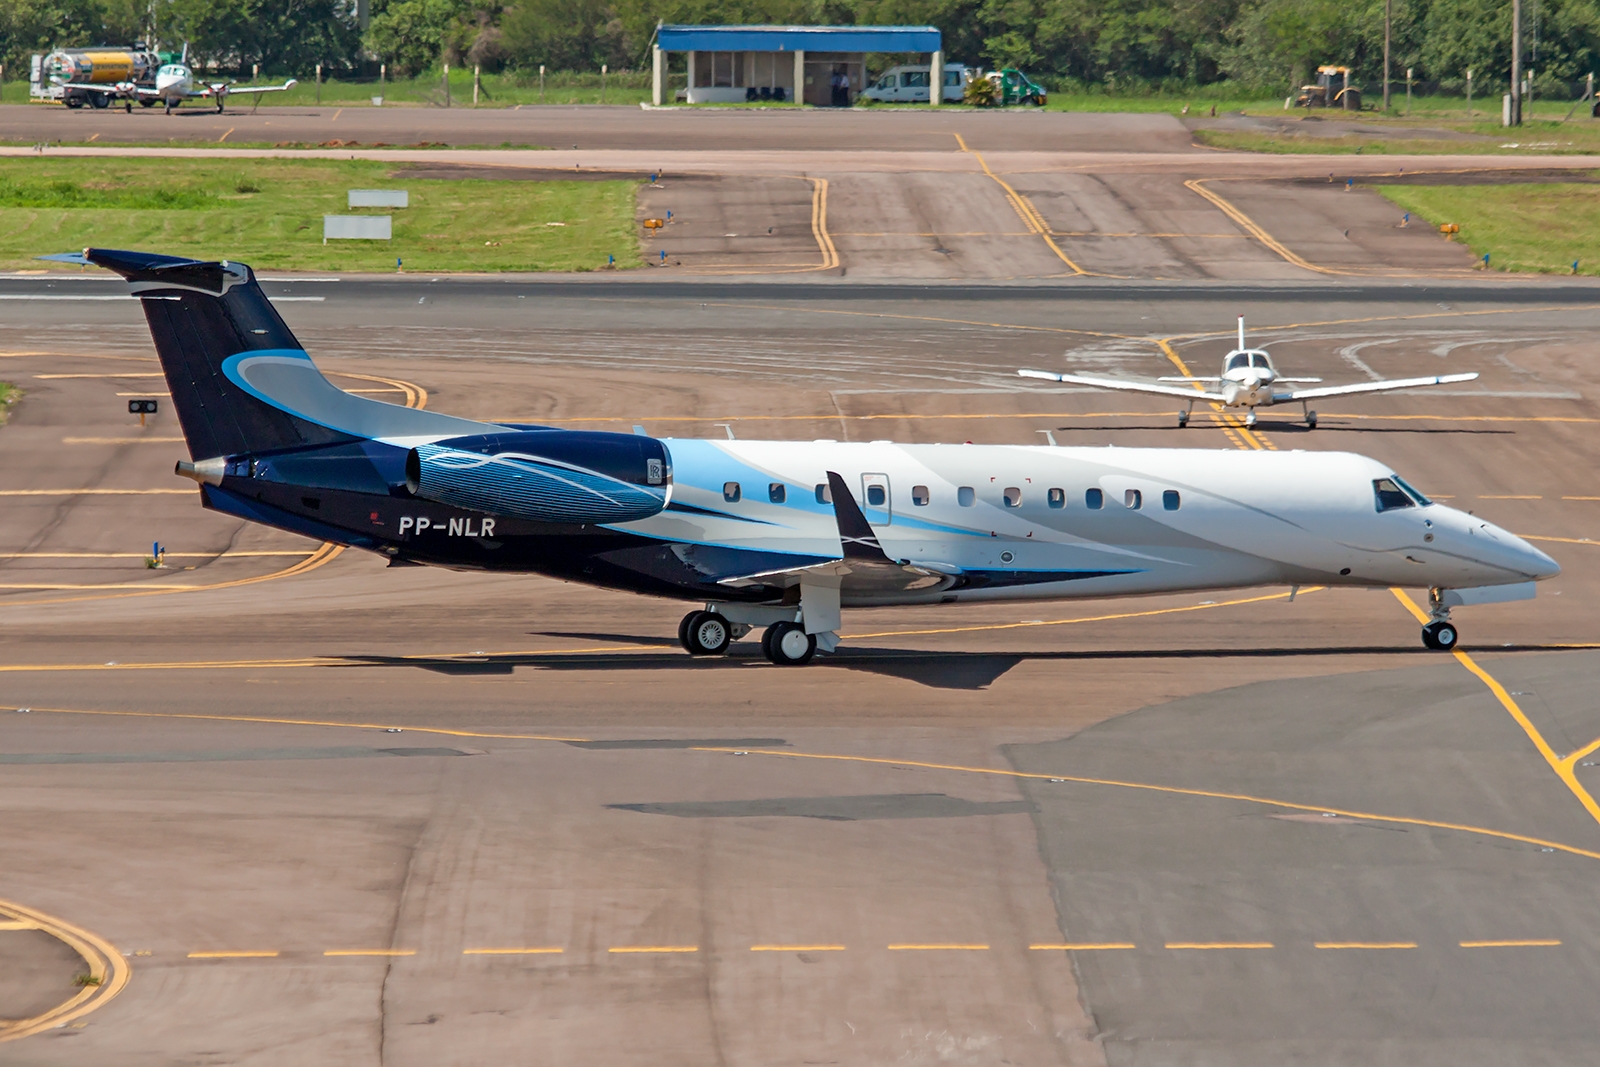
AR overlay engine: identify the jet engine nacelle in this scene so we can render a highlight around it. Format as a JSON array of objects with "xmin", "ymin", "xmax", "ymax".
[{"xmin": 405, "ymin": 430, "xmax": 671, "ymax": 525}]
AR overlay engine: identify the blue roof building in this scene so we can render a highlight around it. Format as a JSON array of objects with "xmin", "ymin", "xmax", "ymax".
[{"xmin": 650, "ymin": 24, "xmax": 946, "ymax": 107}]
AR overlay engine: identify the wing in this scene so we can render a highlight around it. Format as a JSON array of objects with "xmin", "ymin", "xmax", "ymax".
[
  {"xmin": 217, "ymin": 79, "xmax": 298, "ymax": 95},
  {"xmin": 1156, "ymin": 376, "xmax": 1225, "ymax": 383},
  {"xmin": 1019, "ymin": 368, "xmax": 1227, "ymax": 402},
  {"xmin": 715, "ymin": 471, "xmax": 957, "ymax": 595},
  {"xmin": 1281, "ymin": 372, "xmax": 1479, "ymax": 401}
]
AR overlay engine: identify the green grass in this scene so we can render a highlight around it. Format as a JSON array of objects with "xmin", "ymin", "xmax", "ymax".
[
  {"xmin": 0, "ymin": 157, "xmax": 641, "ymax": 273},
  {"xmin": 0, "ymin": 381, "xmax": 16, "ymax": 425},
  {"xmin": 1376, "ymin": 182, "xmax": 1600, "ymax": 274}
]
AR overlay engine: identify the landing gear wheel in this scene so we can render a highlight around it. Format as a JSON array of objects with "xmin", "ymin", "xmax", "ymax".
[
  {"xmin": 140, "ymin": 99, "xmax": 157, "ymax": 107},
  {"xmin": 1245, "ymin": 411, "xmax": 1258, "ymax": 428},
  {"xmin": 216, "ymin": 98, "xmax": 225, "ymax": 113},
  {"xmin": 680, "ymin": 610, "xmax": 731, "ymax": 656},
  {"xmin": 66, "ymin": 97, "xmax": 84, "ymax": 109},
  {"xmin": 1421, "ymin": 621, "xmax": 1458, "ymax": 651},
  {"xmin": 164, "ymin": 100, "xmax": 174, "ymax": 114},
  {"xmin": 1306, "ymin": 410, "xmax": 1318, "ymax": 429},
  {"xmin": 90, "ymin": 93, "xmax": 109, "ymax": 109},
  {"xmin": 1177, "ymin": 411, "xmax": 1189, "ymax": 428},
  {"xmin": 762, "ymin": 621, "xmax": 816, "ymax": 665}
]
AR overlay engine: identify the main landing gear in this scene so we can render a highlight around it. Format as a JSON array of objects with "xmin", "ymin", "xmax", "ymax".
[
  {"xmin": 1420, "ymin": 588, "xmax": 1459, "ymax": 651},
  {"xmin": 1302, "ymin": 401, "xmax": 1318, "ymax": 429},
  {"xmin": 676, "ymin": 606, "xmax": 832, "ymax": 665}
]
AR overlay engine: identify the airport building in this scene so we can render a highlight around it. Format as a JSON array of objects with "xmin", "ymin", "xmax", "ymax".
[{"xmin": 651, "ymin": 24, "xmax": 944, "ymax": 107}]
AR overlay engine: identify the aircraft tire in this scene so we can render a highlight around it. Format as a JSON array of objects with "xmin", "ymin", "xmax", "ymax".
[
  {"xmin": 763, "ymin": 621, "xmax": 816, "ymax": 666},
  {"xmin": 140, "ymin": 99, "xmax": 157, "ymax": 107},
  {"xmin": 90, "ymin": 93, "xmax": 109, "ymax": 109},
  {"xmin": 1307, "ymin": 411, "xmax": 1318, "ymax": 429},
  {"xmin": 1177, "ymin": 411, "xmax": 1189, "ymax": 428},
  {"xmin": 1421, "ymin": 621, "xmax": 1458, "ymax": 651},
  {"xmin": 682, "ymin": 610, "xmax": 731, "ymax": 656},
  {"xmin": 66, "ymin": 97, "xmax": 84, "ymax": 109}
]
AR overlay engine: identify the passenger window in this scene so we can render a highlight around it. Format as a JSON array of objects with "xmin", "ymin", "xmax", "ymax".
[
  {"xmin": 1125, "ymin": 489, "xmax": 1142, "ymax": 510},
  {"xmin": 1003, "ymin": 487, "xmax": 1022, "ymax": 507},
  {"xmin": 1085, "ymin": 488, "xmax": 1103, "ymax": 510},
  {"xmin": 815, "ymin": 483, "xmax": 832, "ymax": 504},
  {"xmin": 723, "ymin": 482, "xmax": 741, "ymax": 503},
  {"xmin": 768, "ymin": 482, "xmax": 786, "ymax": 504},
  {"xmin": 958, "ymin": 486, "xmax": 976, "ymax": 507},
  {"xmin": 1373, "ymin": 478, "xmax": 1413, "ymax": 512},
  {"xmin": 1163, "ymin": 490, "xmax": 1180, "ymax": 511},
  {"xmin": 912, "ymin": 485, "xmax": 930, "ymax": 506},
  {"xmin": 866, "ymin": 484, "xmax": 886, "ymax": 506},
  {"xmin": 1048, "ymin": 488, "xmax": 1065, "ymax": 509}
]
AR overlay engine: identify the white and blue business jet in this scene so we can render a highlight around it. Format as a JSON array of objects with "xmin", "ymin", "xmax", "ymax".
[{"xmin": 62, "ymin": 249, "xmax": 1559, "ymax": 665}]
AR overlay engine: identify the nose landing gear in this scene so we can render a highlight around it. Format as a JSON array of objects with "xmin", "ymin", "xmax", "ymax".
[{"xmin": 1421, "ymin": 588, "xmax": 1459, "ymax": 650}]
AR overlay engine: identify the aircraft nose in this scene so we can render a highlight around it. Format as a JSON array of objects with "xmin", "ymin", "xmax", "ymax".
[
  {"xmin": 1519, "ymin": 540, "xmax": 1562, "ymax": 581},
  {"xmin": 1470, "ymin": 516, "xmax": 1561, "ymax": 581}
]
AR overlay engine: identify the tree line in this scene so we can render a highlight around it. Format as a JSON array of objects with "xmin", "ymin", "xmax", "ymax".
[{"xmin": 4, "ymin": 0, "xmax": 1599, "ymax": 97}]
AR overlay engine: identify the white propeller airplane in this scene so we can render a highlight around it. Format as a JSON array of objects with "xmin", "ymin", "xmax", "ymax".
[
  {"xmin": 71, "ymin": 45, "xmax": 296, "ymax": 114},
  {"xmin": 1020, "ymin": 317, "xmax": 1479, "ymax": 429}
]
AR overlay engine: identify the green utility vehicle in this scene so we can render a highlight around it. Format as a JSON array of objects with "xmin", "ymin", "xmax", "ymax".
[{"xmin": 989, "ymin": 68, "xmax": 1048, "ymax": 107}]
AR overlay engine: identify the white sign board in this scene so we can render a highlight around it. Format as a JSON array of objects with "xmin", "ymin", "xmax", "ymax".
[
  {"xmin": 323, "ymin": 215, "xmax": 392, "ymax": 241},
  {"xmin": 348, "ymin": 189, "xmax": 408, "ymax": 208}
]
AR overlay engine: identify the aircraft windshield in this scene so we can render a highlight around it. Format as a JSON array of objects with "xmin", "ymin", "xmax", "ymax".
[
  {"xmin": 1226, "ymin": 353, "xmax": 1249, "ymax": 371},
  {"xmin": 1374, "ymin": 475, "xmax": 1432, "ymax": 512},
  {"xmin": 1392, "ymin": 475, "xmax": 1432, "ymax": 506},
  {"xmin": 1249, "ymin": 352, "xmax": 1271, "ymax": 369}
]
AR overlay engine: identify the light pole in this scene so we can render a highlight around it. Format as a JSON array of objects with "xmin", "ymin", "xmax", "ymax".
[
  {"xmin": 1511, "ymin": 0, "xmax": 1522, "ymax": 124},
  {"xmin": 1383, "ymin": 0, "xmax": 1392, "ymax": 110}
]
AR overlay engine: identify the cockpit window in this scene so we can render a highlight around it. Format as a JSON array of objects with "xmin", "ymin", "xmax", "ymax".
[
  {"xmin": 1249, "ymin": 352, "xmax": 1270, "ymax": 369},
  {"xmin": 1392, "ymin": 475, "xmax": 1432, "ymax": 506},
  {"xmin": 1373, "ymin": 478, "xmax": 1414, "ymax": 512},
  {"xmin": 1226, "ymin": 353, "xmax": 1249, "ymax": 371}
]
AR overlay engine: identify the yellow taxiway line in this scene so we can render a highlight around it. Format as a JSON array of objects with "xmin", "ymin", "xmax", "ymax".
[
  {"xmin": 0, "ymin": 897, "xmax": 130, "ymax": 1044},
  {"xmin": 607, "ymin": 945, "xmax": 698, "ymax": 953}
]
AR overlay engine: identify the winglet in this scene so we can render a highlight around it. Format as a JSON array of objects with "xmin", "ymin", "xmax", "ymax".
[{"xmin": 825, "ymin": 472, "xmax": 893, "ymax": 562}]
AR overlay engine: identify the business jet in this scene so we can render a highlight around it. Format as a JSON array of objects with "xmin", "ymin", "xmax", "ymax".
[
  {"xmin": 54, "ymin": 248, "xmax": 1558, "ymax": 664},
  {"xmin": 1021, "ymin": 317, "xmax": 1479, "ymax": 428}
]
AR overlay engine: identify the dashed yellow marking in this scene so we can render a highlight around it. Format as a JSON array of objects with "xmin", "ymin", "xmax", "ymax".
[
  {"xmin": 188, "ymin": 950, "xmax": 279, "ymax": 958},
  {"xmin": 888, "ymin": 943, "xmax": 989, "ymax": 951},
  {"xmin": 1165, "ymin": 942, "xmax": 1274, "ymax": 950},
  {"xmin": 462, "ymin": 947, "xmax": 563, "ymax": 955},
  {"xmin": 1521, "ymin": 535, "xmax": 1597, "ymax": 546},
  {"xmin": 1459, "ymin": 939, "xmax": 1561, "ymax": 948},
  {"xmin": 750, "ymin": 944, "xmax": 845, "ymax": 952},
  {"xmin": 0, "ymin": 551, "xmax": 311, "ymax": 559},
  {"xmin": 323, "ymin": 949, "xmax": 415, "ymax": 957},
  {"xmin": 1029, "ymin": 942, "xmax": 1135, "ymax": 951},
  {"xmin": 1479, "ymin": 495, "xmax": 1541, "ymax": 500},
  {"xmin": 1562, "ymin": 495, "xmax": 1600, "ymax": 500},
  {"xmin": 608, "ymin": 945, "xmax": 697, "ymax": 953},
  {"xmin": 1314, "ymin": 941, "xmax": 1416, "ymax": 950},
  {"xmin": 0, "ymin": 897, "xmax": 129, "ymax": 1044},
  {"xmin": 968, "ymin": 149, "xmax": 1088, "ymax": 275},
  {"xmin": 7, "ymin": 703, "xmax": 592, "ymax": 743}
]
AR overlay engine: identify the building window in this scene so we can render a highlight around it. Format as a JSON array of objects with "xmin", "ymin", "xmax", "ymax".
[
  {"xmin": 1086, "ymin": 488, "xmax": 1103, "ymax": 510},
  {"xmin": 723, "ymin": 481, "xmax": 741, "ymax": 503},
  {"xmin": 1003, "ymin": 487, "xmax": 1022, "ymax": 507},
  {"xmin": 815, "ymin": 483, "xmax": 832, "ymax": 504},
  {"xmin": 1163, "ymin": 490, "xmax": 1180, "ymax": 511},
  {"xmin": 1048, "ymin": 488, "xmax": 1065, "ymax": 509},
  {"xmin": 769, "ymin": 483, "xmax": 786, "ymax": 504},
  {"xmin": 866, "ymin": 485, "xmax": 886, "ymax": 506},
  {"xmin": 1125, "ymin": 489, "xmax": 1142, "ymax": 510},
  {"xmin": 958, "ymin": 486, "xmax": 976, "ymax": 507},
  {"xmin": 912, "ymin": 485, "xmax": 930, "ymax": 506}
]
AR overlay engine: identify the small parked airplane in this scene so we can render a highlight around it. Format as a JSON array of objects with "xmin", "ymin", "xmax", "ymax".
[
  {"xmin": 1020, "ymin": 317, "xmax": 1479, "ymax": 428},
  {"xmin": 54, "ymin": 249, "xmax": 1557, "ymax": 663},
  {"xmin": 69, "ymin": 46, "xmax": 296, "ymax": 113}
]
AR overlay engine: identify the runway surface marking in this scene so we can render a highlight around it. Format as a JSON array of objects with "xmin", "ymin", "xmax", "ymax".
[
  {"xmin": 1183, "ymin": 179, "xmax": 1328, "ymax": 276},
  {"xmin": 960, "ymin": 142, "xmax": 1089, "ymax": 276},
  {"xmin": 1391, "ymin": 588, "xmax": 1600, "ymax": 828},
  {"xmin": 0, "ymin": 551, "xmax": 313, "ymax": 558},
  {"xmin": 0, "ymin": 897, "xmax": 130, "ymax": 1044},
  {"xmin": 1163, "ymin": 942, "xmax": 1274, "ymax": 950},
  {"xmin": 7, "ymin": 703, "xmax": 594, "ymax": 743},
  {"xmin": 692, "ymin": 746, "xmax": 1600, "ymax": 863},
  {"xmin": 1312, "ymin": 942, "xmax": 1418, "ymax": 949},
  {"xmin": 1459, "ymin": 939, "xmax": 1562, "ymax": 947},
  {"xmin": 0, "ymin": 542, "xmax": 343, "ymax": 602},
  {"xmin": 845, "ymin": 586, "xmax": 1319, "ymax": 639},
  {"xmin": 685, "ymin": 176, "xmax": 837, "ymax": 276},
  {"xmin": 0, "ymin": 644, "xmax": 661, "ymax": 674},
  {"xmin": 1158, "ymin": 337, "xmax": 1276, "ymax": 450},
  {"xmin": 1029, "ymin": 943, "xmax": 1136, "ymax": 950}
]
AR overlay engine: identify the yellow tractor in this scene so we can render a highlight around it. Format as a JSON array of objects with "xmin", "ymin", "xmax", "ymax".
[{"xmin": 1296, "ymin": 66, "xmax": 1361, "ymax": 110}]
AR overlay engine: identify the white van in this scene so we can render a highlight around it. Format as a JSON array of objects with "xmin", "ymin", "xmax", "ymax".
[{"xmin": 862, "ymin": 64, "xmax": 968, "ymax": 104}]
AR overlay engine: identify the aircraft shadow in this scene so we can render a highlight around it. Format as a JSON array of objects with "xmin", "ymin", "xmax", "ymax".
[{"xmin": 331, "ymin": 643, "xmax": 1591, "ymax": 690}]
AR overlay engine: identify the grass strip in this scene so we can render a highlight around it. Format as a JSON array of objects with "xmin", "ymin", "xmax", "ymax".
[
  {"xmin": 1376, "ymin": 182, "xmax": 1600, "ymax": 274},
  {"xmin": 0, "ymin": 157, "xmax": 639, "ymax": 273},
  {"xmin": 0, "ymin": 381, "xmax": 16, "ymax": 425}
]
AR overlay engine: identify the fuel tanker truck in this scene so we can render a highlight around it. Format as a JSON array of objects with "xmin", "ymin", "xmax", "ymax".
[{"xmin": 30, "ymin": 47, "xmax": 164, "ymax": 108}]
